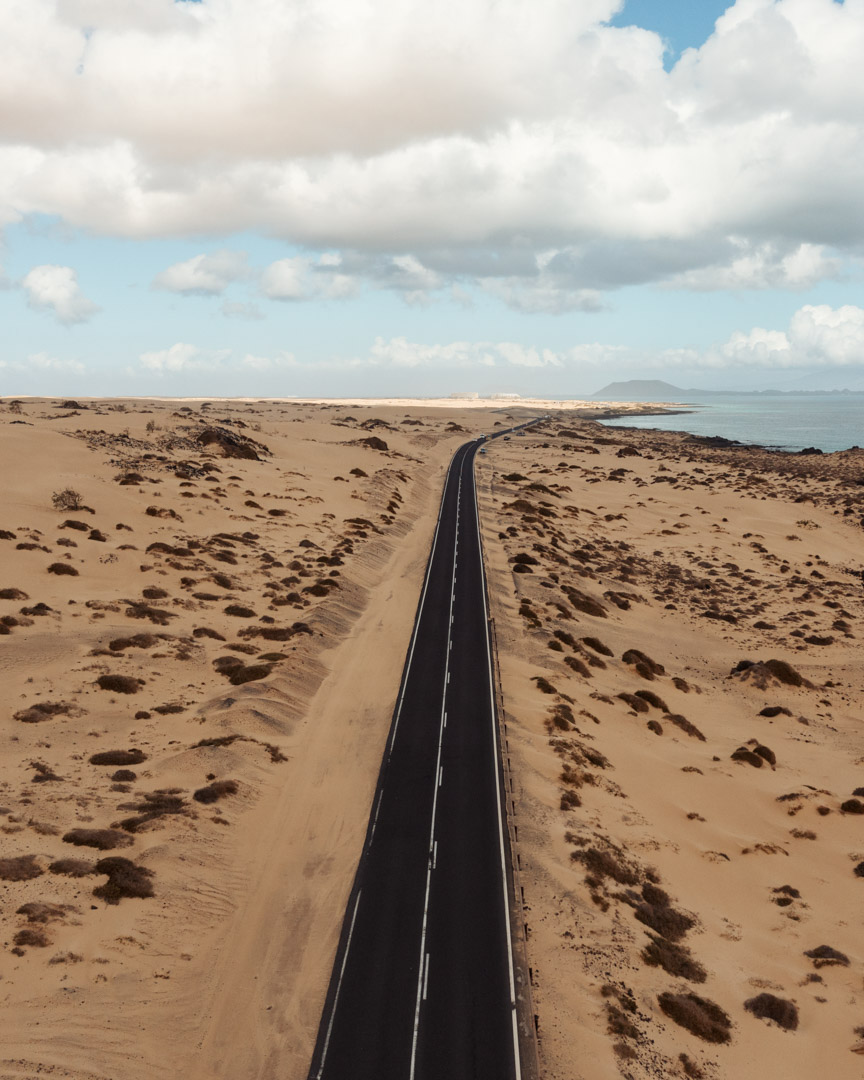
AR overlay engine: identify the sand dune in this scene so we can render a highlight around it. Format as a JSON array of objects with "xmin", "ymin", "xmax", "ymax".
[
  {"xmin": 4, "ymin": 396, "xmax": 859, "ymax": 1080},
  {"xmin": 477, "ymin": 419, "xmax": 864, "ymax": 1080},
  {"xmin": 0, "ymin": 397, "xmax": 501, "ymax": 1079}
]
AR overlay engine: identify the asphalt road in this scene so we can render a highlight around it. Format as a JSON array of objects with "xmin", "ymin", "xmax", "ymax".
[{"xmin": 308, "ymin": 423, "xmax": 535, "ymax": 1080}]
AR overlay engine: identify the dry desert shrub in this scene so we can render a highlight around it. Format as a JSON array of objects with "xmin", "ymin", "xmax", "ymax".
[
  {"xmin": 658, "ymin": 992, "xmax": 732, "ymax": 1044},
  {"xmin": 47, "ymin": 562, "xmax": 78, "ymax": 576},
  {"xmin": 63, "ymin": 828, "xmax": 134, "ymax": 851},
  {"xmin": 141, "ymin": 584, "xmax": 169, "ymax": 599},
  {"xmin": 617, "ymin": 692, "xmax": 650, "ymax": 713},
  {"xmin": 633, "ymin": 886, "xmax": 695, "ymax": 942},
  {"xmin": 13, "ymin": 701, "xmax": 71, "ymax": 724},
  {"xmin": 635, "ymin": 690, "xmax": 669, "ymax": 711},
  {"xmin": 734, "ymin": 659, "xmax": 809, "ymax": 688},
  {"xmin": 582, "ymin": 636, "xmax": 613, "ymax": 657},
  {"xmin": 622, "ymin": 648, "xmax": 666, "ymax": 677},
  {"xmin": 679, "ymin": 1053, "xmax": 704, "ymax": 1078},
  {"xmin": 666, "ymin": 714, "xmax": 706, "ymax": 740},
  {"xmin": 0, "ymin": 587, "xmax": 28, "ymax": 600},
  {"xmin": 92, "ymin": 857, "xmax": 154, "ymax": 904},
  {"xmin": 0, "ymin": 855, "xmax": 43, "ymax": 881},
  {"xmin": 115, "ymin": 789, "xmax": 188, "ymax": 832},
  {"xmin": 841, "ymin": 799, "xmax": 864, "ymax": 814},
  {"xmin": 564, "ymin": 587, "xmax": 607, "ymax": 618},
  {"xmin": 51, "ymin": 488, "xmax": 84, "ymax": 511},
  {"xmin": 224, "ymin": 604, "xmax": 257, "ymax": 618},
  {"xmin": 564, "ymin": 655, "xmax": 591, "ymax": 677},
  {"xmin": 228, "ymin": 663, "xmax": 273, "ymax": 686},
  {"xmin": 193, "ymin": 779, "xmax": 238, "ymax": 804},
  {"xmin": 532, "ymin": 676, "xmax": 557, "ymax": 695},
  {"xmin": 547, "ymin": 703, "xmax": 576, "ymax": 732},
  {"xmin": 16, "ymin": 902, "xmax": 70, "ymax": 923},
  {"xmin": 111, "ymin": 769, "xmax": 137, "ymax": 782},
  {"xmin": 49, "ymin": 858, "xmax": 94, "ymax": 877},
  {"xmin": 89, "ymin": 748, "xmax": 147, "ymax": 766},
  {"xmin": 124, "ymin": 601, "xmax": 177, "ymax": 626},
  {"xmin": 572, "ymin": 845, "xmax": 641, "ymax": 887},
  {"xmin": 731, "ymin": 746, "xmax": 766, "ymax": 768},
  {"xmin": 744, "ymin": 993, "xmax": 798, "ymax": 1031},
  {"xmin": 49, "ymin": 952, "xmax": 84, "ymax": 964},
  {"xmin": 31, "ymin": 761, "xmax": 62, "ymax": 783},
  {"xmin": 96, "ymin": 674, "xmax": 144, "ymax": 694},
  {"xmin": 109, "ymin": 632, "xmax": 160, "ymax": 650},
  {"xmin": 642, "ymin": 934, "xmax": 707, "ymax": 982},
  {"xmin": 13, "ymin": 927, "xmax": 50, "ymax": 948},
  {"xmin": 804, "ymin": 945, "xmax": 849, "ymax": 968}
]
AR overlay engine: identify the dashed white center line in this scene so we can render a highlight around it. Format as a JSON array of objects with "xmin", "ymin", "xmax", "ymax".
[
  {"xmin": 422, "ymin": 953, "xmax": 430, "ymax": 1001},
  {"xmin": 369, "ymin": 788, "xmax": 385, "ymax": 844}
]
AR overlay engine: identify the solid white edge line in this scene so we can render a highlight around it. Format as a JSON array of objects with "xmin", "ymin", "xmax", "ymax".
[
  {"xmin": 315, "ymin": 888, "xmax": 363, "ymax": 1080},
  {"xmin": 408, "ymin": 459, "xmax": 465, "ymax": 1080},
  {"xmin": 472, "ymin": 440, "xmax": 524, "ymax": 1080},
  {"xmin": 423, "ymin": 953, "xmax": 430, "ymax": 1001},
  {"xmin": 387, "ymin": 448, "xmax": 461, "ymax": 758}
]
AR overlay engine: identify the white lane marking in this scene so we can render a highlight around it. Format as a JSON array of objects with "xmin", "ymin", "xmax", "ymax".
[
  {"xmin": 387, "ymin": 448, "xmax": 461, "ymax": 758},
  {"xmin": 438, "ymin": 766, "xmax": 443, "ymax": 787},
  {"xmin": 315, "ymin": 888, "xmax": 363, "ymax": 1080},
  {"xmin": 471, "ymin": 442, "xmax": 524, "ymax": 1080},
  {"xmin": 369, "ymin": 788, "xmax": 385, "ymax": 844},
  {"xmin": 433, "ymin": 840, "xmax": 438, "ymax": 869},
  {"xmin": 423, "ymin": 953, "xmax": 431, "ymax": 1001},
  {"xmin": 408, "ymin": 462, "xmax": 464, "ymax": 1080}
]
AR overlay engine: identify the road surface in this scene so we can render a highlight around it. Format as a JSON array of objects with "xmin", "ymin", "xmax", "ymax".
[{"xmin": 307, "ymin": 424, "xmax": 534, "ymax": 1080}]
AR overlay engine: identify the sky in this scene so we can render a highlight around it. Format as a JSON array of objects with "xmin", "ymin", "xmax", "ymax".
[{"xmin": 2, "ymin": 0, "xmax": 864, "ymax": 399}]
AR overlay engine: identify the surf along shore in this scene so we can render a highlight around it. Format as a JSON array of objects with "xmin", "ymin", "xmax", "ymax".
[{"xmin": 1, "ymin": 396, "xmax": 861, "ymax": 1080}]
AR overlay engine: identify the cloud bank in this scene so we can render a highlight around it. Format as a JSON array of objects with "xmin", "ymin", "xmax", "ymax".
[{"xmin": 2, "ymin": 0, "xmax": 864, "ymax": 305}]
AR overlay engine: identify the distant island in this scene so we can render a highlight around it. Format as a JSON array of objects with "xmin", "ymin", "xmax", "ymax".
[{"xmin": 592, "ymin": 379, "xmax": 864, "ymax": 400}]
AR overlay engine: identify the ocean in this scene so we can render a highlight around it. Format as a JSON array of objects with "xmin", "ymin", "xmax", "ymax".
[{"xmin": 597, "ymin": 393, "xmax": 864, "ymax": 454}]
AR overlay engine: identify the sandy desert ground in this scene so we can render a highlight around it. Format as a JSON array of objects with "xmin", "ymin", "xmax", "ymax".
[
  {"xmin": 476, "ymin": 419, "xmax": 864, "ymax": 1080},
  {"xmin": 1, "ymin": 396, "xmax": 861, "ymax": 1080}
]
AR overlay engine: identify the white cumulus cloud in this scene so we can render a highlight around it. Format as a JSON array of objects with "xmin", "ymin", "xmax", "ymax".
[
  {"xmin": 21, "ymin": 264, "xmax": 99, "ymax": 325},
  {"xmin": 139, "ymin": 342, "xmax": 229, "ymax": 373},
  {"xmin": 716, "ymin": 304, "xmax": 864, "ymax": 367},
  {"xmin": 260, "ymin": 255, "xmax": 358, "ymax": 301},
  {"xmin": 153, "ymin": 250, "xmax": 249, "ymax": 295},
  {"xmin": 1, "ymin": 0, "xmax": 864, "ymax": 298}
]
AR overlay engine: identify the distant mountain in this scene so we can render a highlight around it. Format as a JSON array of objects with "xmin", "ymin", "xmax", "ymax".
[
  {"xmin": 591, "ymin": 378, "xmax": 864, "ymax": 399},
  {"xmin": 591, "ymin": 379, "xmax": 689, "ymax": 401}
]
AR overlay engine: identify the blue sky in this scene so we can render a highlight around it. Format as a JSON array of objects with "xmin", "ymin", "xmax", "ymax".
[
  {"xmin": 609, "ymin": 0, "xmax": 728, "ymax": 66},
  {"xmin": 2, "ymin": 0, "xmax": 864, "ymax": 398}
]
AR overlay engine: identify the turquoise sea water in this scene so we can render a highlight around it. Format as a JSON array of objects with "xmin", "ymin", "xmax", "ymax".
[{"xmin": 597, "ymin": 393, "xmax": 864, "ymax": 454}]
